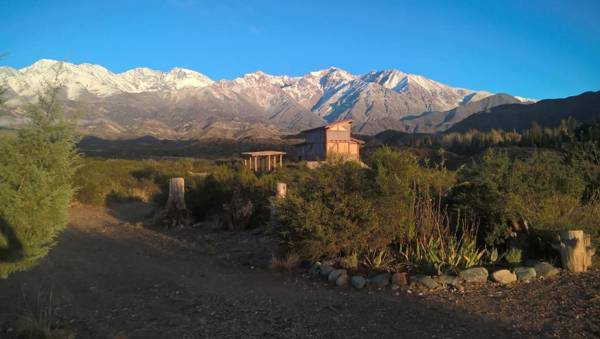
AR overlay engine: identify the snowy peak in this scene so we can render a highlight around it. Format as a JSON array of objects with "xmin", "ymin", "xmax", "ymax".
[{"xmin": 0, "ymin": 59, "xmax": 214, "ymax": 100}]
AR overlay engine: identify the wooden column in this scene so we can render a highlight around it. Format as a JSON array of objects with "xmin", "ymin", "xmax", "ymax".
[
  {"xmin": 267, "ymin": 155, "xmax": 271, "ymax": 171},
  {"xmin": 554, "ymin": 230, "xmax": 596, "ymax": 272}
]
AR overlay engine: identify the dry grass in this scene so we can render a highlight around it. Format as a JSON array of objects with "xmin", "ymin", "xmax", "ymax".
[{"xmin": 270, "ymin": 252, "xmax": 301, "ymax": 272}]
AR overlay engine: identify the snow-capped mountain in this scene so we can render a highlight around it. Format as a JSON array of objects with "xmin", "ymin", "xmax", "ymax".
[
  {"xmin": 0, "ymin": 59, "xmax": 530, "ymax": 138},
  {"xmin": 0, "ymin": 59, "xmax": 213, "ymax": 102}
]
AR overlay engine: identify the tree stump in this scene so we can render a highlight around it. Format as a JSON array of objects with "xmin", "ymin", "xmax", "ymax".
[
  {"xmin": 166, "ymin": 177, "xmax": 189, "ymax": 227},
  {"xmin": 276, "ymin": 182, "xmax": 287, "ymax": 199},
  {"xmin": 553, "ymin": 230, "xmax": 596, "ymax": 272}
]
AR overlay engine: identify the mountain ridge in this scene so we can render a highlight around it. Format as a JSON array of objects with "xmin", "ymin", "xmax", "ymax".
[{"xmin": 0, "ymin": 59, "xmax": 533, "ymax": 139}]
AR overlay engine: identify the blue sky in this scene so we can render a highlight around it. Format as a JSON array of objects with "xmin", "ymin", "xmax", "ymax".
[{"xmin": 1, "ymin": 0, "xmax": 599, "ymax": 99}]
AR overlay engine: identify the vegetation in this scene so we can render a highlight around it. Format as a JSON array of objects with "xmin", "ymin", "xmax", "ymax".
[
  {"xmin": 274, "ymin": 148, "xmax": 465, "ymax": 274},
  {"xmin": 0, "ymin": 88, "xmax": 79, "ymax": 278},
  {"xmin": 74, "ymin": 157, "xmax": 214, "ymax": 205}
]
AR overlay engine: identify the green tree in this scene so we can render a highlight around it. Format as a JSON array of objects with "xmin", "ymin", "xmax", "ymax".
[{"xmin": 0, "ymin": 87, "xmax": 79, "ymax": 278}]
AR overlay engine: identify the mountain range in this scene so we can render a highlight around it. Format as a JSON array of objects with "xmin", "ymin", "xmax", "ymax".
[{"xmin": 0, "ymin": 59, "xmax": 533, "ymax": 139}]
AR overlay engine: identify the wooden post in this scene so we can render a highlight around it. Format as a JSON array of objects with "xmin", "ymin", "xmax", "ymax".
[
  {"xmin": 166, "ymin": 177, "xmax": 188, "ymax": 227},
  {"xmin": 167, "ymin": 178, "xmax": 185, "ymax": 210},
  {"xmin": 554, "ymin": 230, "xmax": 596, "ymax": 272},
  {"xmin": 276, "ymin": 182, "xmax": 287, "ymax": 199},
  {"xmin": 268, "ymin": 155, "xmax": 271, "ymax": 171}
]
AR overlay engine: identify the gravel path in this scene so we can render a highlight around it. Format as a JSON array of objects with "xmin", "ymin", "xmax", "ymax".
[{"xmin": 0, "ymin": 202, "xmax": 598, "ymax": 338}]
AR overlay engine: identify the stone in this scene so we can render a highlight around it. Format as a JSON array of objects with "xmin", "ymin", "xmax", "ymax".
[
  {"xmin": 351, "ymin": 275, "xmax": 366, "ymax": 289},
  {"xmin": 336, "ymin": 274, "xmax": 349, "ymax": 287},
  {"xmin": 435, "ymin": 275, "xmax": 460, "ymax": 287},
  {"xmin": 370, "ymin": 272, "xmax": 391, "ymax": 288},
  {"xmin": 328, "ymin": 269, "xmax": 347, "ymax": 283},
  {"xmin": 309, "ymin": 263, "xmax": 321, "ymax": 277},
  {"xmin": 534, "ymin": 262, "xmax": 559, "ymax": 279},
  {"xmin": 459, "ymin": 267, "xmax": 489, "ymax": 283},
  {"xmin": 491, "ymin": 269, "xmax": 517, "ymax": 285},
  {"xmin": 391, "ymin": 272, "xmax": 408, "ymax": 286},
  {"xmin": 514, "ymin": 266, "xmax": 537, "ymax": 281},
  {"xmin": 410, "ymin": 275, "xmax": 439, "ymax": 290},
  {"xmin": 320, "ymin": 265, "xmax": 334, "ymax": 278}
]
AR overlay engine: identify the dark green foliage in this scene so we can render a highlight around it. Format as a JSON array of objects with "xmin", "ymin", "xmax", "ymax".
[
  {"xmin": 0, "ymin": 88, "xmax": 79, "ymax": 278},
  {"xmin": 186, "ymin": 165, "xmax": 276, "ymax": 229},
  {"xmin": 448, "ymin": 149, "xmax": 598, "ymax": 246},
  {"xmin": 275, "ymin": 148, "xmax": 457, "ymax": 268}
]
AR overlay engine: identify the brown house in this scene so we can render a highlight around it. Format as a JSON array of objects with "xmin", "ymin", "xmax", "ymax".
[{"xmin": 295, "ymin": 120, "xmax": 364, "ymax": 162}]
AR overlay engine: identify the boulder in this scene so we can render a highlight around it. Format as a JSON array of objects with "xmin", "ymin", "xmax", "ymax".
[
  {"xmin": 391, "ymin": 272, "xmax": 408, "ymax": 286},
  {"xmin": 410, "ymin": 275, "xmax": 439, "ymax": 290},
  {"xmin": 514, "ymin": 266, "xmax": 537, "ymax": 281},
  {"xmin": 534, "ymin": 262, "xmax": 559, "ymax": 279},
  {"xmin": 459, "ymin": 267, "xmax": 489, "ymax": 283},
  {"xmin": 336, "ymin": 274, "xmax": 349, "ymax": 287},
  {"xmin": 328, "ymin": 269, "xmax": 347, "ymax": 283},
  {"xmin": 491, "ymin": 269, "xmax": 517, "ymax": 285},
  {"xmin": 320, "ymin": 265, "xmax": 334, "ymax": 278},
  {"xmin": 351, "ymin": 275, "xmax": 366, "ymax": 289},
  {"xmin": 370, "ymin": 273, "xmax": 391, "ymax": 288}
]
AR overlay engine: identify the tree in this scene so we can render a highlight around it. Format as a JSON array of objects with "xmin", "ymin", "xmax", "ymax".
[{"xmin": 0, "ymin": 86, "xmax": 79, "ymax": 278}]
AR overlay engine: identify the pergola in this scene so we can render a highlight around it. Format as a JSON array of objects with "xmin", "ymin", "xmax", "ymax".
[{"xmin": 241, "ymin": 151, "xmax": 286, "ymax": 172}]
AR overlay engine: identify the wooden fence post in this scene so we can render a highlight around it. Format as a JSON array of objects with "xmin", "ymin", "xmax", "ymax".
[
  {"xmin": 554, "ymin": 230, "xmax": 596, "ymax": 272},
  {"xmin": 166, "ymin": 177, "xmax": 188, "ymax": 227},
  {"xmin": 276, "ymin": 182, "xmax": 287, "ymax": 199}
]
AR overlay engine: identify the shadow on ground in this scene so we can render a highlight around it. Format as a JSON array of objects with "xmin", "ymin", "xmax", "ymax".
[{"xmin": 2, "ymin": 203, "xmax": 593, "ymax": 338}]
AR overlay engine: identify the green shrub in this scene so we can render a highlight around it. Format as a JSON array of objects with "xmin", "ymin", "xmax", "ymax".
[
  {"xmin": 275, "ymin": 147, "xmax": 463, "ymax": 272},
  {"xmin": 0, "ymin": 88, "xmax": 79, "ymax": 278},
  {"xmin": 447, "ymin": 149, "xmax": 597, "ymax": 246},
  {"xmin": 186, "ymin": 164, "xmax": 276, "ymax": 229},
  {"xmin": 398, "ymin": 195, "xmax": 484, "ymax": 275},
  {"xmin": 505, "ymin": 248, "xmax": 522, "ymax": 265}
]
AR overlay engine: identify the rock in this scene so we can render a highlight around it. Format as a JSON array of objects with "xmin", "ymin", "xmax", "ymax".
[
  {"xmin": 410, "ymin": 275, "xmax": 439, "ymax": 290},
  {"xmin": 370, "ymin": 272, "xmax": 391, "ymax": 288},
  {"xmin": 534, "ymin": 262, "xmax": 559, "ymax": 278},
  {"xmin": 435, "ymin": 275, "xmax": 460, "ymax": 287},
  {"xmin": 391, "ymin": 272, "xmax": 408, "ymax": 286},
  {"xmin": 320, "ymin": 265, "xmax": 334, "ymax": 278},
  {"xmin": 514, "ymin": 266, "xmax": 537, "ymax": 281},
  {"xmin": 336, "ymin": 274, "xmax": 349, "ymax": 287},
  {"xmin": 351, "ymin": 275, "xmax": 366, "ymax": 289},
  {"xmin": 459, "ymin": 267, "xmax": 489, "ymax": 283},
  {"xmin": 491, "ymin": 269, "xmax": 517, "ymax": 285},
  {"xmin": 328, "ymin": 269, "xmax": 347, "ymax": 283},
  {"xmin": 309, "ymin": 263, "xmax": 321, "ymax": 277}
]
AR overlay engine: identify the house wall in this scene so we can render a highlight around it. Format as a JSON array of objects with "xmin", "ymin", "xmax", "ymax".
[
  {"xmin": 300, "ymin": 129, "xmax": 327, "ymax": 161},
  {"xmin": 296, "ymin": 121, "xmax": 360, "ymax": 162}
]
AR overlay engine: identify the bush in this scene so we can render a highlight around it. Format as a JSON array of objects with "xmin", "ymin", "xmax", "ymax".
[
  {"xmin": 275, "ymin": 147, "xmax": 465, "ymax": 273},
  {"xmin": 186, "ymin": 164, "xmax": 276, "ymax": 230},
  {"xmin": 448, "ymin": 149, "xmax": 600, "ymax": 247},
  {"xmin": 0, "ymin": 88, "xmax": 79, "ymax": 278}
]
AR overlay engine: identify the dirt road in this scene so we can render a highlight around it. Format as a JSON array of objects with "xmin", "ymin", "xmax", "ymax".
[{"xmin": 0, "ymin": 202, "xmax": 598, "ymax": 338}]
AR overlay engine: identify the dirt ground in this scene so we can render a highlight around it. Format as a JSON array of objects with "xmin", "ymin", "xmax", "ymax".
[{"xmin": 1, "ymin": 202, "xmax": 599, "ymax": 338}]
